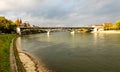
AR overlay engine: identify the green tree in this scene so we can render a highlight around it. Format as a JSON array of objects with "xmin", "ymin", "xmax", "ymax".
[
  {"xmin": 116, "ymin": 20, "xmax": 120, "ymax": 29},
  {"xmin": 0, "ymin": 16, "xmax": 16, "ymax": 33}
]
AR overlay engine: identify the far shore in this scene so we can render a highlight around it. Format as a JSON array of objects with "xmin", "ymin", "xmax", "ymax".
[{"xmin": 91, "ymin": 30, "xmax": 120, "ymax": 34}]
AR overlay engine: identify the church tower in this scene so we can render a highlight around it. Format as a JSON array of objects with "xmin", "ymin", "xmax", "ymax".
[{"xmin": 15, "ymin": 18, "xmax": 22, "ymax": 27}]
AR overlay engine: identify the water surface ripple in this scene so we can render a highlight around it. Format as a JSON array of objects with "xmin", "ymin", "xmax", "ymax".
[{"xmin": 21, "ymin": 32, "xmax": 120, "ymax": 72}]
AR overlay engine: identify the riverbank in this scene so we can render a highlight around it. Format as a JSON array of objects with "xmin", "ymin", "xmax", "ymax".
[
  {"xmin": 0, "ymin": 34, "xmax": 15, "ymax": 72},
  {"xmin": 18, "ymin": 52, "xmax": 39, "ymax": 72},
  {"xmin": 91, "ymin": 30, "xmax": 120, "ymax": 34},
  {"xmin": 16, "ymin": 37, "xmax": 50, "ymax": 72}
]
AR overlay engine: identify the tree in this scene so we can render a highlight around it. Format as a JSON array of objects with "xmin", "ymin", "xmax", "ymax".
[
  {"xmin": 0, "ymin": 16, "xmax": 16, "ymax": 33},
  {"xmin": 116, "ymin": 20, "xmax": 120, "ymax": 29},
  {"xmin": 103, "ymin": 22, "xmax": 113, "ymax": 30}
]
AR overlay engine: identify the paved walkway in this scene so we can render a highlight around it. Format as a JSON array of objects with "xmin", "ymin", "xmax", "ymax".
[{"xmin": 10, "ymin": 39, "xmax": 18, "ymax": 72}]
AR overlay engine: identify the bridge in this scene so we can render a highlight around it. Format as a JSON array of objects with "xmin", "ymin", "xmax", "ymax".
[
  {"xmin": 38, "ymin": 27, "xmax": 94, "ymax": 29},
  {"xmin": 16, "ymin": 26, "xmax": 94, "ymax": 35}
]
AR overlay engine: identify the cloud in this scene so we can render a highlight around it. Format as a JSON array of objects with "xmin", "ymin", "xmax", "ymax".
[
  {"xmin": 0, "ymin": 0, "xmax": 120, "ymax": 26},
  {"xmin": 0, "ymin": 0, "xmax": 37, "ymax": 11}
]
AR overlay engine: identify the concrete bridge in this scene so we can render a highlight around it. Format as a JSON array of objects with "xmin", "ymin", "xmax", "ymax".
[
  {"xmin": 16, "ymin": 26, "xmax": 94, "ymax": 35},
  {"xmin": 38, "ymin": 27, "xmax": 94, "ymax": 29}
]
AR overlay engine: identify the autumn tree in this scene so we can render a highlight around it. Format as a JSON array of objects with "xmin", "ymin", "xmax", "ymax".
[
  {"xmin": 103, "ymin": 22, "xmax": 113, "ymax": 30},
  {"xmin": 0, "ymin": 16, "xmax": 16, "ymax": 33},
  {"xmin": 116, "ymin": 20, "xmax": 120, "ymax": 29}
]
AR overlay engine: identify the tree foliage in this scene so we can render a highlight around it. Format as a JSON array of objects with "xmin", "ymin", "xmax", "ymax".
[
  {"xmin": 116, "ymin": 20, "xmax": 120, "ymax": 29},
  {"xmin": 103, "ymin": 22, "xmax": 114, "ymax": 30},
  {"xmin": 0, "ymin": 16, "xmax": 16, "ymax": 33}
]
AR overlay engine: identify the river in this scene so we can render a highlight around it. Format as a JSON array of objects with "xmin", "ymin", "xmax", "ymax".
[{"xmin": 20, "ymin": 32, "xmax": 120, "ymax": 72}]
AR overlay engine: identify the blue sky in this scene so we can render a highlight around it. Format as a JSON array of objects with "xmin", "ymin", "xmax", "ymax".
[{"xmin": 0, "ymin": 0, "xmax": 120, "ymax": 26}]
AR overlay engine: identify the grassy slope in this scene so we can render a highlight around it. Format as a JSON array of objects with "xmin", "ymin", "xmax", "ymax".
[{"xmin": 0, "ymin": 34, "xmax": 15, "ymax": 72}]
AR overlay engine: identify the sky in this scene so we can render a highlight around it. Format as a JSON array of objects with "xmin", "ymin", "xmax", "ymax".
[{"xmin": 0, "ymin": 0, "xmax": 120, "ymax": 27}]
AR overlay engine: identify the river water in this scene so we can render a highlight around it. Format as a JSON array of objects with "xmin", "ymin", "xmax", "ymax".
[{"xmin": 21, "ymin": 32, "xmax": 120, "ymax": 72}]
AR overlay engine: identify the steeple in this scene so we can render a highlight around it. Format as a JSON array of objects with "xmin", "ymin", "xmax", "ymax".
[
  {"xmin": 15, "ymin": 18, "xmax": 20, "ymax": 26},
  {"xmin": 19, "ymin": 18, "xmax": 22, "ymax": 24}
]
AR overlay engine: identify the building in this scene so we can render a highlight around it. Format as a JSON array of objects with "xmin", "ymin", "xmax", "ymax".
[{"xmin": 92, "ymin": 24, "xmax": 104, "ymax": 32}]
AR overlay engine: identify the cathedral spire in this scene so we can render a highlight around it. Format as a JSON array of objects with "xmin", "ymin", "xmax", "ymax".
[
  {"xmin": 19, "ymin": 18, "xmax": 22, "ymax": 24},
  {"xmin": 15, "ymin": 18, "xmax": 21, "ymax": 26}
]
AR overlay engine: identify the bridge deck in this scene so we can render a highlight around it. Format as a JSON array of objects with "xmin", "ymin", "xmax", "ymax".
[{"xmin": 20, "ymin": 27, "xmax": 94, "ymax": 29}]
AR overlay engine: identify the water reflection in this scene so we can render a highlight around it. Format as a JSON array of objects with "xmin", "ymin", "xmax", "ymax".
[
  {"xmin": 16, "ymin": 37, "xmax": 22, "ymax": 51},
  {"xmin": 70, "ymin": 32, "xmax": 75, "ymax": 39},
  {"xmin": 47, "ymin": 33, "xmax": 50, "ymax": 42},
  {"xmin": 93, "ymin": 33, "xmax": 105, "ymax": 44}
]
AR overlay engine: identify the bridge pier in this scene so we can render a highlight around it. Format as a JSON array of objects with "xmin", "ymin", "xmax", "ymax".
[
  {"xmin": 93, "ymin": 27, "xmax": 98, "ymax": 32},
  {"xmin": 70, "ymin": 30, "xmax": 75, "ymax": 34},
  {"xmin": 70, "ymin": 30, "xmax": 75, "ymax": 35},
  {"xmin": 47, "ymin": 30, "xmax": 50, "ymax": 35},
  {"xmin": 70, "ymin": 30, "xmax": 75, "ymax": 37},
  {"xmin": 16, "ymin": 27, "xmax": 21, "ymax": 35}
]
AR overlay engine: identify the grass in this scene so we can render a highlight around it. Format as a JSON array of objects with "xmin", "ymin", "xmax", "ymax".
[{"xmin": 0, "ymin": 34, "xmax": 15, "ymax": 72}]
